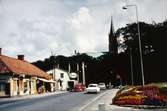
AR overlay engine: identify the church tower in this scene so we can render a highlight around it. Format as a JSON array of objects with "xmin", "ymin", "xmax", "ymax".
[{"xmin": 108, "ymin": 17, "xmax": 118, "ymax": 53}]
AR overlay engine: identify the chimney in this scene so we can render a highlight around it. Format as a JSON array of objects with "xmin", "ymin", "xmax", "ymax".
[
  {"xmin": 0, "ymin": 48, "xmax": 2, "ymax": 55},
  {"xmin": 18, "ymin": 55, "xmax": 24, "ymax": 61}
]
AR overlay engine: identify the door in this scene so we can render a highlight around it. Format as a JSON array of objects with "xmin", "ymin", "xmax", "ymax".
[{"xmin": 5, "ymin": 83, "xmax": 10, "ymax": 95}]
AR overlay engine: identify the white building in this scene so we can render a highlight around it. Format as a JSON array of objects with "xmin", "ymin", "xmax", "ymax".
[{"xmin": 47, "ymin": 68, "xmax": 70, "ymax": 91}]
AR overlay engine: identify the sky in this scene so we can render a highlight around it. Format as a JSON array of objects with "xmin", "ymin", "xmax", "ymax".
[{"xmin": 0, "ymin": 0, "xmax": 166, "ymax": 62}]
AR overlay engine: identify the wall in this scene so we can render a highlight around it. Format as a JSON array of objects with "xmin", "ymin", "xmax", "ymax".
[
  {"xmin": 11, "ymin": 78, "xmax": 18, "ymax": 96},
  {"xmin": 30, "ymin": 77, "xmax": 37, "ymax": 94},
  {"xmin": 47, "ymin": 68, "xmax": 70, "ymax": 91}
]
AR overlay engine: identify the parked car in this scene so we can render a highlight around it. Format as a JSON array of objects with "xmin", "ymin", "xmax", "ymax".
[
  {"xmin": 98, "ymin": 83, "xmax": 106, "ymax": 90},
  {"xmin": 86, "ymin": 84, "xmax": 100, "ymax": 93},
  {"xmin": 74, "ymin": 84, "xmax": 85, "ymax": 92}
]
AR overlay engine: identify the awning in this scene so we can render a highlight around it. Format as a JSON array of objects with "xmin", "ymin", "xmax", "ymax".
[{"xmin": 38, "ymin": 78, "xmax": 56, "ymax": 83}]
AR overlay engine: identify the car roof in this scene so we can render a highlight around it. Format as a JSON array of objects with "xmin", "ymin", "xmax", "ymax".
[
  {"xmin": 89, "ymin": 83, "xmax": 98, "ymax": 85},
  {"xmin": 89, "ymin": 83, "xmax": 97, "ymax": 85},
  {"xmin": 98, "ymin": 83, "xmax": 105, "ymax": 84}
]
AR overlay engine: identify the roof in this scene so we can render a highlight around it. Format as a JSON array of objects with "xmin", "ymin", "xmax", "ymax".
[{"xmin": 0, "ymin": 55, "xmax": 51, "ymax": 80}]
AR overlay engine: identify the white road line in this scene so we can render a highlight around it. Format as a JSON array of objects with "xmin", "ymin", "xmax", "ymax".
[{"xmin": 78, "ymin": 91, "xmax": 109, "ymax": 111}]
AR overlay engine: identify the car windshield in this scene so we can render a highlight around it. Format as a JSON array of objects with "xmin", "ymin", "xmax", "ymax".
[
  {"xmin": 88, "ymin": 84, "xmax": 97, "ymax": 87},
  {"xmin": 99, "ymin": 83, "xmax": 105, "ymax": 85}
]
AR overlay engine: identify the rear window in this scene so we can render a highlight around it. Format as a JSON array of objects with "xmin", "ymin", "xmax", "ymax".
[
  {"xmin": 88, "ymin": 84, "xmax": 97, "ymax": 87},
  {"xmin": 99, "ymin": 83, "xmax": 105, "ymax": 85}
]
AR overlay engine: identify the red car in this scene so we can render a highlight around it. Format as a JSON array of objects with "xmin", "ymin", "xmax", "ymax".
[{"xmin": 74, "ymin": 84, "xmax": 85, "ymax": 92}]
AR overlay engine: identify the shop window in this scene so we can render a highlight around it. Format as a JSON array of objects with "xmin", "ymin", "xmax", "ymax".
[{"xmin": 0, "ymin": 83, "xmax": 5, "ymax": 91}]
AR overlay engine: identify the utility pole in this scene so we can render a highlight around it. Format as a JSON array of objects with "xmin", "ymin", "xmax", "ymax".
[
  {"xmin": 82, "ymin": 62, "xmax": 86, "ymax": 85},
  {"xmin": 51, "ymin": 51, "xmax": 57, "ymax": 91},
  {"xmin": 130, "ymin": 47, "xmax": 134, "ymax": 85},
  {"xmin": 68, "ymin": 62, "xmax": 71, "ymax": 73},
  {"xmin": 77, "ymin": 63, "xmax": 80, "ymax": 82},
  {"xmin": 51, "ymin": 51, "xmax": 55, "ymax": 80}
]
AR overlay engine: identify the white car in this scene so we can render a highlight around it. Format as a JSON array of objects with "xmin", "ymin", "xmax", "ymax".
[
  {"xmin": 86, "ymin": 84, "xmax": 100, "ymax": 93},
  {"xmin": 98, "ymin": 83, "xmax": 106, "ymax": 90}
]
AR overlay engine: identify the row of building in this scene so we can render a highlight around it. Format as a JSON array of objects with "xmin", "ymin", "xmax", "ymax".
[{"xmin": 0, "ymin": 48, "xmax": 77, "ymax": 97}]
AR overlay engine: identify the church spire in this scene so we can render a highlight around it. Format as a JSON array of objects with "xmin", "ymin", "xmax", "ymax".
[
  {"xmin": 108, "ymin": 16, "xmax": 118, "ymax": 53},
  {"xmin": 109, "ymin": 16, "xmax": 114, "ymax": 36}
]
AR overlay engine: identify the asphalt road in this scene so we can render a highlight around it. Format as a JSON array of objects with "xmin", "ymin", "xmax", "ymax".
[
  {"xmin": 1, "ymin": 89, "xmax": 166, "ymax": 111},
  {"xmin": 0, "ymin": 91, "xmax": 105, "ymax": 111}
]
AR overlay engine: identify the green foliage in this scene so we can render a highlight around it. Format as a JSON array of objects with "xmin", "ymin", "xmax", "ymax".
[
  {"xmin": 32, "ymin": 53, "xmax": 120, "ymax": 86},
  {"xmin": 115, "ymin": 20, "xmax": 167, "ymax": 84},
  {"xmin": 116, "ymin": 20, "xmax": 167, "ymax": 55}
]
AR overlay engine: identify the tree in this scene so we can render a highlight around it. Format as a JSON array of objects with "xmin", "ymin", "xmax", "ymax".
[
  {"xmin": 115, "ymin": 20, "xmax": 167, "ymax": 84},
  {"xmin": 32, "ymin": 20, "xmax": 167, "ymax": 85}
]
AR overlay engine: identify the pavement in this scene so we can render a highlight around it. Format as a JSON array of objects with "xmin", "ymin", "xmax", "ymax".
[
  {"xmin": 79, "ymin": 89, "xmax": 167, "ymax": 111},
  {"xmin": 0, "ymin": 90, "xmax": 68, "ymax": 105},
  {"xmin": 79, "ymin": 89, "xmax": 119, "ymax": 111}
]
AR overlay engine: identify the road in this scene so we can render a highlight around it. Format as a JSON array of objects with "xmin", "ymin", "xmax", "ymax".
[
  {"xmin": 0, "ymin": 91, "xmax": 105, "ymax": 111},
  {"xmin": 0, "ymin": 89, "xmax": 166, "ymax": 111}
]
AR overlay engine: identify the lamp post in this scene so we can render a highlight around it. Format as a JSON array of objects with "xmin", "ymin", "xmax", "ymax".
[
  {"xmin": 123, "ymin": 4, "xmax": 145, "ymax": 86},
  {"xmin": 129, "ymin": 47, "xmax": 134, "ymax": 85},
  {"xmin": 127, "ymin": 36, "xmax": 134, "ymax": 86}
]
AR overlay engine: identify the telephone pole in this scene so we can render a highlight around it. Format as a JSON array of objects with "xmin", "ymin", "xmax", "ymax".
[
  {"xmin": 77, "ymin": 63, "xmax": 80, "ymax": 82},
  {"xmin": 82, "ymin": 62, "xmax": 86, "ymax": 85},
  {"xmin": 68, "ymin": 62, "xmax": 71, "ymax": 73}
]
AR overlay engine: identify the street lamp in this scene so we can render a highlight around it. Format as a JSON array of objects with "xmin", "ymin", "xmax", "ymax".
[
  {"xmin": 127, "ymin": 36, "xmax": 134, "ymax": 86},
  {"xmin": 129, "ymin": 47, "xmax": 134, "ymax": 86},
  {"xmin": 122, "ymin": 4, "xmax": 145, "ymax": 86}
]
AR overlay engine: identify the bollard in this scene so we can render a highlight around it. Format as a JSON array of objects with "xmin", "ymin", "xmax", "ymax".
[{"xmin": 98, "ymin": 103, "xmax": 106, "ymax": 111}]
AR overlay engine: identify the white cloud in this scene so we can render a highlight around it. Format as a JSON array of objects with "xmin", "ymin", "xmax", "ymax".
[
  {"xmin": 68, "ymin": 7, "xmax": 96, "ymax": 52},
  {"xmin": 70, "ymin": 7, "xmax": 94, "ymax": 29}
]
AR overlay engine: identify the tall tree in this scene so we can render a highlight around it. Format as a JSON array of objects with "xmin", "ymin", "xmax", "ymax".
[{"xmin": 115, "ymin": 20, "xmax": 167, "ymax": 84}]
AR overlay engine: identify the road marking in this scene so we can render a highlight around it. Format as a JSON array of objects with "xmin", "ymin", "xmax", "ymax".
[{"xmin": 78, "ymin": 91, "xmax": 109, "ymax": 111}]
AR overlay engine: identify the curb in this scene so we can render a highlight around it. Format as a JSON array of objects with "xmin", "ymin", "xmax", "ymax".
[
  {"xmin": 111, "ymin": 104, "xmax": 167, "ymax": 109},
  {"xmin": 0, "ymin": 91, "xmax": 68, "ymax": 105},
  {"xmin": 131, "ymin": 105, "xmax": 167, "ymax": 109}
]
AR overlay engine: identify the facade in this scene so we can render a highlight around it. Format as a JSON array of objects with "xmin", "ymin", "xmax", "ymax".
[
  {"xmin": 47, "ymin": 68, "xmax": 70, "ymax": 91},
  {"xmin": 0, "ymin": 48, "xmax": 53, "ymax": 97}
]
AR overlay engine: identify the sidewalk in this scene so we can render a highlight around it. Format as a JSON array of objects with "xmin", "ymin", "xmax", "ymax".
[
  {"xmin": 80, "ymin": 89, "xmax": 119, "ymax": 111},
  {"xmin": 0, "ymin": 91, "xmax": 68, "ymax": 105},
  {"xmin": 81, "ymin": 89, "xmax": 167, "ymax": 111}
]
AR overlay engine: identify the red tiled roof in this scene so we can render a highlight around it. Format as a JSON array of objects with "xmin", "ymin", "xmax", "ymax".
[{"xmin": 0, "ymin": 55, "xmax": 51, "ymax": 80}]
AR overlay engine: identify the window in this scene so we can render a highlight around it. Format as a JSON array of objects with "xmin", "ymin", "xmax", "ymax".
[
  {"xmin": 24, "ymin": 80, "xmax": 29, "ymax": 93},
  {"xmin": 60, "ymin": 73, "xmax": 64, "ymax": 78},
  {"xmin": 0, "ymin": 83, "xmax": 5, "ymax": 91}
]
